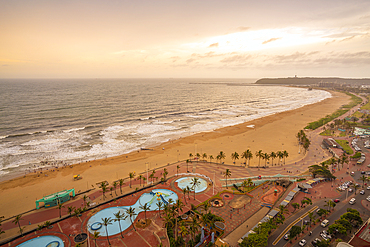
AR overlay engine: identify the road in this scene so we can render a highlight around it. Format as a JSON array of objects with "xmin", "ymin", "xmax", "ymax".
[{"xmin": 269, "ymin": 186, "xmax": 370, "ymax": 247}]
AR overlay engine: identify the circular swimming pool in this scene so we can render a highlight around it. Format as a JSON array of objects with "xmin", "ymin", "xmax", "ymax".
[
  {"xmin": 87, "ymin": 189, "xmax": 178, "ymax": 236},
  {"xmin": 175, "ymin": 177, "xmax": 208, "ymax": 193},
  {"xmin": 17, "ymin": 236, "xmax": 64, "ymax": 247}
]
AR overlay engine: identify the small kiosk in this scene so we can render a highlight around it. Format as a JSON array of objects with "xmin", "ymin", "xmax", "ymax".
[{"xmin": 36, "ymin": 188, "xmax": 75, "ymax": 209}]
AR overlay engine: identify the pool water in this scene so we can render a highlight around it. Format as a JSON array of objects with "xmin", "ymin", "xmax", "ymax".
[
  {"xmin": 87, "ymin": 189, "xmax": 178, "ymax": 236},
  {"xmin": 176, "ymin": 177, "xmax": 208, "ymax": 193},
  {"xmin": 17, "ymin": 236, "xmax": 64, "ymax": 247}
]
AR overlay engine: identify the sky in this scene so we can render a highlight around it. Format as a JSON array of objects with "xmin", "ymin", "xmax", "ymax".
[{"xmin": 0, "ymin": 0, "xmax": 370, "ymax": 79}]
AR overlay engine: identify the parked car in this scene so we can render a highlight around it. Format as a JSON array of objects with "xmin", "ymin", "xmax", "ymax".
[
  {"xmin": 299, "ymin": 239, "xmax": 307, "ymax": 246},
  {"xmin": 311, "ymin": 238, "xmax": 321, "ymax": 247},
  {"xmin": 348, "ymin": 188, "xmax": 353, "ymax": 192},
  {"xmin": 322, "ymin": 230, "xmax": 331, "ymax": 239},
  {"xmin": 284, "ymin": 233, "xmax": 289, "ymax": 240},
  {"xmin": 334, "ymin": 199, "xmax": 340, "ymax": 203},
  {"xmin": 360, "ymin": 190, "xmax": 365, "ymax": 195},
  {"xmin": 367, "ymin": 186, "xmax": 370, "ymax": 190},
  {"xmin": 366, "ymin": 196, "xmax": 370, "ymax": 202},
  {"xmin": 361, "ymin": 171, "xmax": 366, "ymax": 174}
]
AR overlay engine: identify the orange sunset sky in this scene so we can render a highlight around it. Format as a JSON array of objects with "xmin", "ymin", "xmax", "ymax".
[{"xmin": 1, "ymin": 0, "xmax": 370, "ymax": 78}]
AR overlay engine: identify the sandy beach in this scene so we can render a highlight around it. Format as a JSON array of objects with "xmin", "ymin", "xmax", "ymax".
[{"xmin": 0, "ymin": 91, "xmax": 350, "ymax": 219}]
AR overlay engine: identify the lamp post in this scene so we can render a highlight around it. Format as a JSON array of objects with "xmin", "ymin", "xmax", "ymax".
[{"xmin": 146, "ymin": 163, "xmax": 149, "ymax": 185}]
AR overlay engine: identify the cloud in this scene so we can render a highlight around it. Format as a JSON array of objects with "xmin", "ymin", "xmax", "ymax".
[
  {"xmin": 186, "ymin": 58, "xmax": 195, "ymax": 63},
  {"xmin": 170, "ymin": 56, "xmax": 180, "ymax": 62},
  {"xmin": 220, "ymin": 54, "xmax": 252, "ymax": 63},
  {"xmin": 208, "ymin": 43, "xmax": 219, "ymax": 48},
  {"xmin": 236, "ymin": 26, "xmax": 251, "ymax": 32},
  {"xmin": 323, "ymin": 32, "xmax": 363, "ymax": 39},
  {"xmin": 262, "ymin": 37, "xmax": 281, "ymax": 45}
]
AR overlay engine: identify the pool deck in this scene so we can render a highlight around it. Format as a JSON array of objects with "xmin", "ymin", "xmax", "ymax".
[{"xmin": 1, "ymin": 157, "xmax": 327, "ymax": 247}]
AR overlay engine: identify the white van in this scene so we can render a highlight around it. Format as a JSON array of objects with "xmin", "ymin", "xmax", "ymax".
[
  {"xmin": 349, "ymin": 198, "xmax": 356, "ymax": 205},
  {"xmin": 321, "ymin": 219, "xmax": 329, "ymax": 227}
]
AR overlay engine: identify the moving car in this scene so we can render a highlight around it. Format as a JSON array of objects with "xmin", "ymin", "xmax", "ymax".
[
  {"xmin": 366, "ymin": 196, "xmax": 370, "ymax": 202},
  {"xmin": 321, "ymin": 219, "xmax": 329, "ymax": 227},
  {"xmin": 334, "ymin": 199, "xmax": 340, "ymax": 203},
  {"xmin": 349, "ymin": 198, "xmax": 356, "ymax": 204},
  {"xmin": 284, "ymin": 233, "xmax": 289, "ymax": 240},
  {"xmin": 367, "ymin": 186, "xmax": 370, "ymax": 190},
  {"xmin": 299, "ymin": 239, "xmax": 307, "ymax": 246},
  {"xmin": 360, "ymin": 190, "xmax": 365, "ymax": 195}
]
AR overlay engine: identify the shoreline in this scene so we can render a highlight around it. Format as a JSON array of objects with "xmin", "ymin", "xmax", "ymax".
[
  {"xmin": 0, "ymin": 90, "xmax": 350, "ymax": 218},
  {"xmin": 0, "ymin": 87, "xmax": 330, "ymax": 183}
]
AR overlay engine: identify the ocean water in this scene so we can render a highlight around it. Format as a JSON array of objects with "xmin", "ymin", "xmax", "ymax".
[{"xmin": 0, "ymin": 78, "xmax": 331, "ymax": 179}]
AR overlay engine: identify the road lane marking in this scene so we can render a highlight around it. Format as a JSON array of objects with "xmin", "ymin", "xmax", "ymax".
[{"xmin": 272, "ymin": 206, "xmax": 318, "ymax": 245}]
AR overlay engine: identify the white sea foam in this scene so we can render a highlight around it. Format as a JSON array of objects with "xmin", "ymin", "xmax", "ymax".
[{"xmin": 0, "ymin": 80, "xmax": 333, "ymax": 178}]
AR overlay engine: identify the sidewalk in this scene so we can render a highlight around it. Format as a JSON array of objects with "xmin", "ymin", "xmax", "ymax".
[{"xmin": 222, "ymin": 206, "xmax": 270, "ymax": 246}]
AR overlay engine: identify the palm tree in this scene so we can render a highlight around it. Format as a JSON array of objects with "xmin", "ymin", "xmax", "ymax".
[
  {"xmin": 360, "ymin": 175, "xmax": 368, "ymax": 188},
  {"xmin": 186, "ymin": 159, "xmax": 190, "ymax": 172},
  {"xmin": 352, "ymin": 184, "xmax": 360, "ymax": 195},
  {"xmin": 341, "ymin": 153, "xmax": 349, "ymax": 170},
  {"xmin": 101, "ymin": 217, "xmax": 113, "ymax": 245},
  {"xmin": 138, "ymin": 174, "xmax": 143, "ymax": 187},
  {"xmin": 224, "ymin": 169, "xmax": 231, "ymax": 188},
  {"xmin": 196, "ymin": 153, "xmax": 201, "ymax": 161},
  {"xmin": 129, "ymin": 172, "xmax": 135, "ymax": 188},
  {"xmin": 113, "ymin": 211, "xmax": 127, "ymax": 239},
  {"xmin": 202, "ymin": 153, "xmax": 207, "ymax": 161},
  {"xmin": 308, "ymin": 212, "xmax": 316, "ymax": 226},
  {"xmin": 283, "ymin": 150, "xmax": 289, "ymax": 165},
  {"xmin": 182, "ymin": 188, "xmax": 188, "ymax": 204},
  {"xmin": 277, "ymin": 151, "xmax": 284, "ymax": 165},
  {"xmin": 278, "ymin": 205, "xmax": 289, "ymax": 217},
  {"xmin": 139, "ymin": 203, "xmax": 151, "ymax": 221},
  {"xmin": 189, "ymin": 153, "xmax": 193, "ymax": 160},
  {"xmin": 190, "ymin": 177, "xmax": 200, "ymax": 200},
  {"xmin": 174, "ymin": 199, "xmax": 185, "ymax": 240},
  {"xmin": 179, "ymin": 224, "xmax": 189, "ymax": 240},
  {"xmin": 67, "ymin": 206, "xmax": 75, "ymax": 216},
  {"xmin": 83, "ymin": 195, "xmax": 88, "ymax": 206},
  {"xmin": 241, "ymin": 151, "xmax": 248, "ymax": 166},
  {"xmin": 57, "ymin": 201, "xmax": 64, "ymax": 218},
  {"xmin": 156, "ymin": 201, "xmax": 163, "ymax": 218},
  {"xmin": 163, "ymin": 168, "xmax": 168, "ymax": 181},
  {"xmin": 93, "ymin": 231, "xmax": 100, "ymax": 247},
  {"xmin": 12, "ymin": 214, "xmax": 23, "ymax": 236},
  {"xmin": 231, "ymin": 152, "xmax": 239, "ymax": 164},
  {"xmin": 247, "ymin": 178, "xmax": 253, "ymax": 187},
  {"xmin": 126, "ymin": 207, "xmax": 137, "ymax": 231},
  {"xmin": 216, "ymin": 155, "xmax": 221, "ymax": 163},
  {"xmin": 256, "ymin": 150, "xmax": 263, "ymax": 168},
  {"xmin": 219, "ymin": 151, "xmax": 226, "ymax": 163},
  {"xmin": 189, "ymin": 217, "xmax": 200, "ymax": 242},
  {"xmin": 149, "ymin": 172, "xmax": 155, "ymax": 184},
  {"xmin": 270, "ymin": 152, "xmax": 276, "ymax": 166},
  {"xmin": 262, "ymin": 153, "xmax": 270, "ymax": 167},
  {"xmin": 209, "ymin": 155, "xmax": 214, "ymax": 163},
  {"xmin": 242, "ymin": 180, "xmax": 248, "ymax": 192},
  {"xmin": 119, "ymin": 178, "xmax": 125, "ymax": 194},
  {"xmin": 176, "ymin": 165, "xmax": 180, "ymax": 176},
  {"xmin": 100, "ymin": 181, "xmax": 108, "ymax": 200},
  {"xmin": 113, "ymin": 181, "xmax": 118, "ymax": 196},
  {"xmin": 246, "ymin": 149, "xmax": 253, "ymax": 167},
  {"xmin": 110, "ymin": 187, "xmax": 113, "ymax": 197},
  {"xmin": 186, "ymin": 185, "xmax": 191, "ymax": 200}
]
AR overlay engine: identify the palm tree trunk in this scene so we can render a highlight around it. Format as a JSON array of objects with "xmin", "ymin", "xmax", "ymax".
[{"xmin": 105, "ymin": 227, "xmax": 111, "ymax": 245}]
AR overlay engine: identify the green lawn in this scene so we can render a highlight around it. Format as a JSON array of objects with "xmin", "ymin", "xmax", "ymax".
[{"xmin": 335, "ymin": 139, "xmax": 353, "ymax": 154}]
